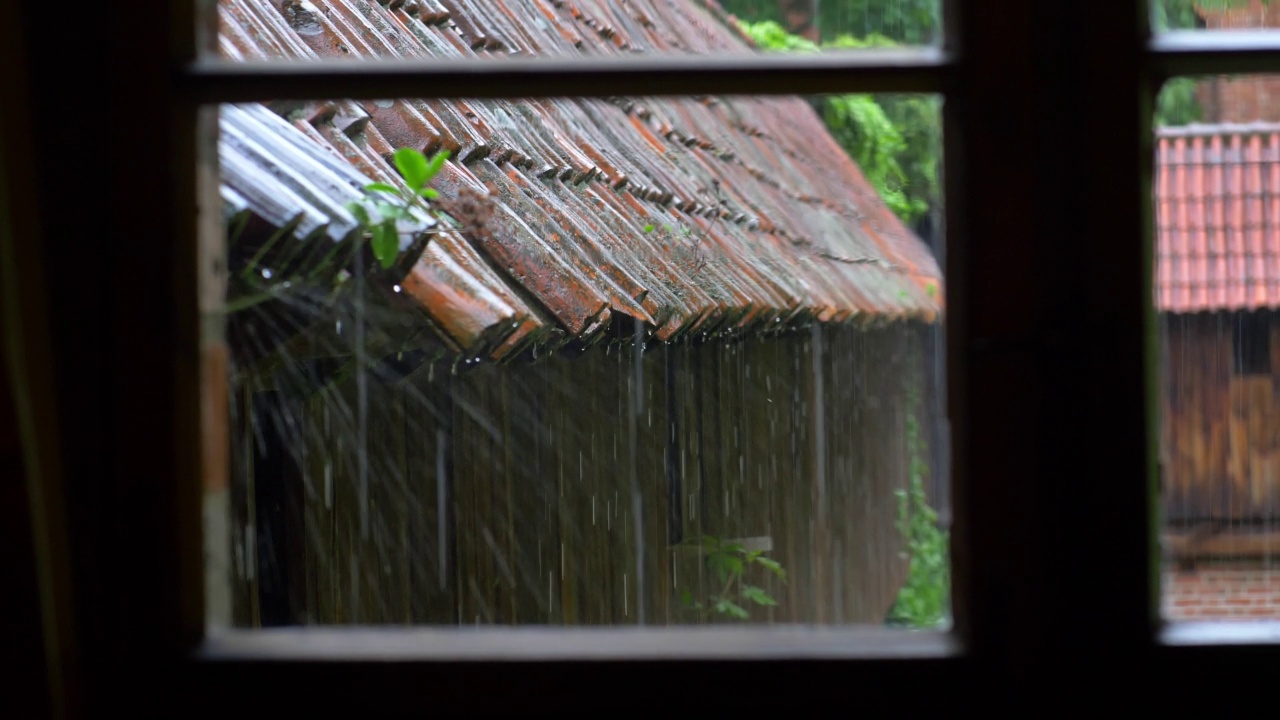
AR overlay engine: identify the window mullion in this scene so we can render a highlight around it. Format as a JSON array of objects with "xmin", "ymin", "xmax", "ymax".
[{"xmin": 945, "ymin": 0, "xmax": 1158, "ymax": 668}]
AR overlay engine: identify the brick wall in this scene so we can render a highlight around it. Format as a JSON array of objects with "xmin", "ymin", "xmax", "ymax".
[
  {"xmin": 1196, "ymin": 76, "xmax": 1280, "ymax": 122},
  {"xmin": 1163, "ymin": 564, "xmax": 1280, "ymax": 620},
  {"xmin": 1196, "ymin": 0, "xmax": 1280, "ymax": 122},
  {"xmin": 1198, "ymin": 0, "xmax": 1280, "ymax": 29}
]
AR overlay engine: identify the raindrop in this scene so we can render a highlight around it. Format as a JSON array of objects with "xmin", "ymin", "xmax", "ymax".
[
  {"xmin": 261, "ymin": 268, "xmax": 274, "ymax": 279},
  {"xmin": 393, "ymin": 284, "xmax": 402, "ymax": 293}
]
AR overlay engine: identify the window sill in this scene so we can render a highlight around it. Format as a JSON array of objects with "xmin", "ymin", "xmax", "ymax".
[
  {"xmin": 198, "ymin": 624, "xmax": 960, "ymax": 662},
  {"xmin": 1161, "ymin": 621, "xmax": 1280, "ymax": 646},
  {"xmin": 183, "ymin": 626, "xmax": 963, "ymax": 714}
]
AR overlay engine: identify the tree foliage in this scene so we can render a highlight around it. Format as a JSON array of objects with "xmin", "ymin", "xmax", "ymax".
[
  {"xmin": 717, "ymin": 0, "xmax": 938, "ymax": 45},
  {"xmin": 1156, "ymin": 77, "xmax": 1202, "ymax": 127},
  {"xmin": 1152, "ymin": 1, "xmax": 1272, "ymax": 126},
  {"xmin": 739, "ymin": 19, "xmax": 941, "ymax": 227}
]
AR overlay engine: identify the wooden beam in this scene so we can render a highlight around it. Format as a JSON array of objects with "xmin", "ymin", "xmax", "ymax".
[{"xmin": 1164, "ymin": 529, "xmax": 1280, "ymax": 560}]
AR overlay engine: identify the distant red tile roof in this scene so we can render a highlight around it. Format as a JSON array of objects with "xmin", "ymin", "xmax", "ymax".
[
  {"xmin": 1156, "ymin": 124, "xmax": 1280, "ymax": 313},
  {"xmin": 220, "ymin": 0, "xmax": 943, "ymax": 357}
]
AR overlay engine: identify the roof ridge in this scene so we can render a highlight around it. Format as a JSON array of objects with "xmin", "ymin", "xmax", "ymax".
[{"xmin": 1158, "ymin": 121, "xmax": 1280, "ymax": 137}]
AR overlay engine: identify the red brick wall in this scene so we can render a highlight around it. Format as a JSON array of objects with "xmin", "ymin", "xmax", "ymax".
[
  {"xmin": 1198, "ymin": 0, "xmax": 1280, "ymax": 29},
  {"xmin": 1164, "ymin": 564, "xmax": 1280, "ymax": 620},
  {"xmin": 1196, "ymin": 76, "xmax": 1280, "ymax": 122},
  {"xmin": 1196, "ymin": 1, "xmax": 1280, "ymax": 122}
]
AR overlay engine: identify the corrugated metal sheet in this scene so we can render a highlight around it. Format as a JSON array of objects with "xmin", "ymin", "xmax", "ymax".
[
  {"xmin": 220, "ymin": 102, "xmax": 436, "ymax": 278},
  {"xmin": 1156, "ymin": 123, "xmax": 1280, "ymax": 313},
  {"xmin": 219, "ymin": 0, "xmax": 945, "ymax": 357}
]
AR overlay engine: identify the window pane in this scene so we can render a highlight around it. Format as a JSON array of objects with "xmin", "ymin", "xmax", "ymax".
[
  {"xmin": 212, "ymin": 0, "xmax": 940, "ymax": 64},
  {"xmin": 1156, "ymin": 75, "xmax": 1280, "ymax": 621},
  {"xmin": 1154, "ymin": 0, "xmax": 1280, "ymax": 32},
  {"xmin": 203, "ymin": 88, "xmax": 948, "ymax": 629}
]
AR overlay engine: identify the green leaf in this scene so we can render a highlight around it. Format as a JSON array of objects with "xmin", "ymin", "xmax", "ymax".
[
  {"xmin": 713, "ymin": 599, "xmax": 749, "ymax": 619},
  {"xmin": 707, "ymin": 553, "xmax": 744, "ymax": 583},
  {"xmin": 394, "ymin": 147, "xmax": 431, "ymax": 191},
  {"xmin": 371, "ymin": 221, "xmax": 399, "ymax": 269},
  {"xmin": 423, "ymin": 148, "xmax": 451, "ymax": 183},
  {"xmin": 345, "ymin": 200, "xmax": 370, "ymax": 226},
  {"xmin": 375, "ymin": 202, "xmax": 404, "ymax": 221},
  {"xmin": 364, "ymin": 182, "xmax": 402, "ymax": 194},
  {"xmin": 419, "ymin": 187, "xmax": 441, "ymax": 200},
  {"xmin": 741, "ymin": 585, "xmax": 778, "ymax": 606},
  {"xmin": 643, "ymin": 224, "xmax": 656, "ymax": 233},
  {"xmin": 754, "ymin": 556, "xmax": 786, "ymax": 581}
]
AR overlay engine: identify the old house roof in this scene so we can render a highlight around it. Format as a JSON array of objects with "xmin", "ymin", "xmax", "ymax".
[
  {"xmin": 218, "ymin": 0, "xmax": 943, "ymax": 360},
  {"xmin": 1156, "ymin": 123, "xmax": 1280, "ymax": 313}
]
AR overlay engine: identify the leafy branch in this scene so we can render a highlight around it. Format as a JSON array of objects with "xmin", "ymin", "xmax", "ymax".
[
  {"xmin": 345, "ymin": 147, "xmax": 450, "ymax": 269},
  {"xmin": 679, "ymin": 535, "xmax": 786, "ymax": 621}
]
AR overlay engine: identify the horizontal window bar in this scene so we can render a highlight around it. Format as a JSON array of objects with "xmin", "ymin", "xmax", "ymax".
[
  {"xmin": 182, "ymin": 49, "xmax": 952, "ymax": 102},
  {"xmin": 1149, "ymin": 30, "xmax": 1280, "ymax": 78},
  {"xmin": 199, "ymin": 626, "xmax": 960, "ymax": 662}
]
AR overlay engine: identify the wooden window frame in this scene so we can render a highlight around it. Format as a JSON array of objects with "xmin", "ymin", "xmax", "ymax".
[{"xmin": 10, "ymin": 0, "xmax": 1280, "ymax": 714}]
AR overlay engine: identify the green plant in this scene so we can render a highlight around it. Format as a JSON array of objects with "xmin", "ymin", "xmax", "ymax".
[
  {"xmin": 885, "ymin": 393, "xmax": 950, "ymax": 629},
  {"xmin": 1155, "ymin": 76, "xmax": 1202, "ymax": 127},
  {"xmin": 679, "ymin": 535, "xmax": 786, "ymax": 620},
  {"xmin": 345, "ymin": 147, "xmax": 450, "ymax": 269},
  {"xmin": 738, "ymin": 20, "xmax": 941, "ymax": 227},
  {"xmin": 718, "ymin": 0, "xmax": 939, "ymax": 45}
]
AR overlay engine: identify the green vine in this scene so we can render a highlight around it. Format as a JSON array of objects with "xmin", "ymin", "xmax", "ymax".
[{"xmin": 885, "ymin": 386, "xmax": 949, "ymax": 629}]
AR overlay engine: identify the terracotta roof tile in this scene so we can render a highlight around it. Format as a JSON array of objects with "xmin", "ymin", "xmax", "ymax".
[
  {"xmin": 1157, "ymin": 123, "xmax": 1280, "ymax": 312},
  {"xmin": 218, "ymin": 0, "xmax": 944, "ymax": 356}
]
